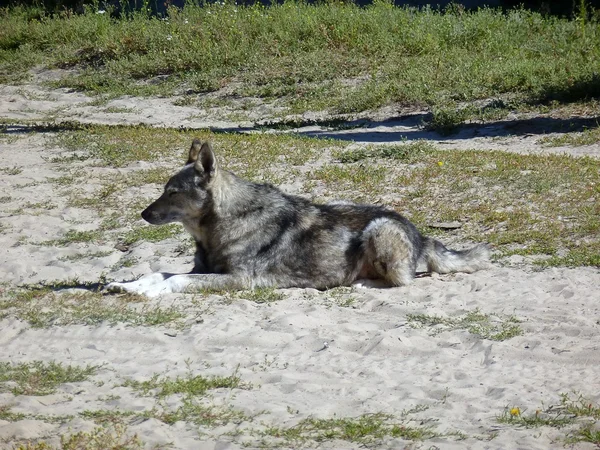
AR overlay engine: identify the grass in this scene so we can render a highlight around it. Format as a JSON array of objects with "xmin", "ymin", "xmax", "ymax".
[
  {"xmin": 106, "ymin": 369, "xmax": 252, "ymax": 427},
  {"xmin": 120, "ymin": 224, "xmax": 180, "ymax": 246},
  {"xmin": 498, "ymin": 393, "xmax": 600, "ymax": 446},
  {"xmin": 407, "ymin": 309, "xmax": 523, "ymax": 341},
  {"xmin": 236, "ymin": 287, "xmax": 285, "ymax": 304},
  {"xmin": 13, "ymin": 424, "xmax": 144, "ymax": 450},
  {"xmin": 263, "ymin": 412, "xmax": 438, "ymax": 445},
  {"xmin": 1, "ymin": 3, "xmax": 599, "ymax": 120},
  {"xmin": 0, "ymin": 404, "xmax": 26, "ymax": 421},
  {"xmin": 334, "ymin": 139, "xmax": 436, "ymax": 163},
  {"xmin": 0, "ymin": 361, "xmax": 99, "ymax": 396},
  {"xmin": 49, "ymin": 123, "xmax": 334, "ymax": 170},
  {"xmin": 330, "ymin": 146, "xmax": 600, "ymax": 266},
  {"xmin": 122, "ymin": 369, "xmax": 246, "ymax": 398},
  {"xmin": 40, "ymin": 229, "xmax": 102, "ymax": 246},
  {"xmin": 540, "ymin": 124, "xmax": 600, "ymax": 147},
  {"xmin": 0, "ymin": 284, "xmax": 185, "ymax": 328}
]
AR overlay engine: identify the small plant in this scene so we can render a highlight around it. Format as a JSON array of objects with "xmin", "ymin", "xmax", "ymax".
[
  {"xmin": 407, "ymin": 309, "xmax": 523, "ymax": 341},
  {"xmin": 0, "ymin": 361, "xmax": 99, "ymax": 396},
  {"xmin": 122, "ymin": 368, "xmax": 246, "ymax": 398},
  {"xmin": 1, "ymin": 286, "xmax": 184, "ymax": 328},
  {"xmin": 264, "ymin": 412, "xmax": 439, "ymax": 445},
  {"xmin": 13, "ymin": 424, "xmax": 143, "ymax": 450},
  {"xmin": 120, "ymin": 224, "xmax": 181, "ymax": 246},
  {"xmin": 0, "ymin": 404, "xmax": 26, "ymax": 421},
  {"xmin": 238, "ymin": 287, "xmax": 284, "ymax": 304}
]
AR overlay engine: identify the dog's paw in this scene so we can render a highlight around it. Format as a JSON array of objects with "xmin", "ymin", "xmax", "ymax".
[{"xmin": 105, "ymin": 281, "xmax": 139, "ymax": 294}]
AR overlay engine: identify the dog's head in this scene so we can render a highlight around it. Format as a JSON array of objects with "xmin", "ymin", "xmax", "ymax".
[{"xmin": 141, "ymin": 139, "xmax": 218, "ymax": 225}]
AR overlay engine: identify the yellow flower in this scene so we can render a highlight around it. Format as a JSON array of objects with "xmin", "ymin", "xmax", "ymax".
[
  {"xmin": 510, "ymin": 407, "xmax": 520, "ymax": 416},
  {"xmin": 437, "ymin": 161, "xmax": 444, "ymax": 167}
]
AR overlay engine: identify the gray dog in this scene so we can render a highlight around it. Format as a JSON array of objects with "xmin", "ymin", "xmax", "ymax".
[{"xmin": 108, "ymin": 140, "xmax": 489, "ymax": 297}]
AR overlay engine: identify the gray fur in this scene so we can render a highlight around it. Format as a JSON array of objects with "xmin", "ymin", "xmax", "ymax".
[{"xmin": 108, "ymin": 140, "xmax": 490, "ymax": 297}]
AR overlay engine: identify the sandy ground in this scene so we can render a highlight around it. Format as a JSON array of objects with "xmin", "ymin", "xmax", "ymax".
[{"xmin": 1, "ymin": 84, "xmax": 600, "ymax": 449}]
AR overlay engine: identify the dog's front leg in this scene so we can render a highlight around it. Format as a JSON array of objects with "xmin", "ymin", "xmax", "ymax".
[
  {"xmin": 107, "ymin": 273, "xmax": 260, "ymax": 298},
  {"xmin": 106, "ymin": 273, "xmax": 174, "ymax": 296}
]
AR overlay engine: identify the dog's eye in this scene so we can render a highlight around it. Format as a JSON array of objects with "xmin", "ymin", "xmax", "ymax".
[{"xmin": 168, "ymin": 191, "xmax": 178, "ymax": 197}]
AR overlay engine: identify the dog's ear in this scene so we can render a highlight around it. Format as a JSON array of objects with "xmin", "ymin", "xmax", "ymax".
[
  {"xmin": 192, "ymin": 141, "xmax": 217, "ymax": 178},
  {"xmin": 187, "ymin": 138, "xmax": 203, "ymax": 165}
]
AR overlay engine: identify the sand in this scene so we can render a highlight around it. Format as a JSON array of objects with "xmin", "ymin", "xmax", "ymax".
[{"xmin": 1, "ymin": 83, "xmax": 599, "ymax": 449}]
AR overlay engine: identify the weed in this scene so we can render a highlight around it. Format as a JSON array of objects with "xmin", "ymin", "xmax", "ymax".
[
  {"xmin": 13, "ymin": 424, "xmax": 143, "ymax": 450},
  {"xmin": 237, "ymin": 288, "xmax": 284, "ymax": 304},
  {"xmin": 335, "ymin": 140, "xmax": 436, "ymax": 163},
  {"xmin": 0, "ymin": 361, "xmax": 99, "ymax": 396},
  {"xmin": 1, "ymin": 286, "xmax": 184, "ymax": 328},
  {"xmin": 40, "ymin": 229, "xmax": 102, "ymax": 246},
  {"xmin": 498, "ymin": 393, "xmax": 600, "ymax": 445},
  {"xmin": 120, "ymin": 224, "xmax": 180, "ymax": 246},
  {"xmin": 407, "ymin": 309, "xmax": 523, "ymax": 341},
  {"xmin": 540, "ymin": 125, "xmax": 600, "ymax": 147},
  {"xmin": 0, "ymin": 404, "xmax": 26, "ymax": 421},
  {"xmin": 263, "ymin": 412, "xmax": 438, "ymax": 445},
  {"xmin": 0, "ymin": 166, "xmax": 22, "ymax": 175},
  {"xmin": 122, "ymin": 369, "xmax": 245, "ymax": 398}
]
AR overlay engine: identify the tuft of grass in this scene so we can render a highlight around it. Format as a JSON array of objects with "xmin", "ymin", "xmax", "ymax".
[
  {"xmin": 0, "ymin": 404, "xmax": 26, "ymax": 421},
  {"xmin": 120, "ymin": 224, "xmax": 181, "ymax": 246},
  {"xmin": 407, "ymin": 309, "xmax": 523, "ymax": 341},
  {"xmin": 0, "ymin": 285, "xmax": 185, "ymax": 328},
  {"xmin": 569, "ymin": 423, "xmax": 600, "ymax": 446},
  {"xmin": 0, "ymin": 166, "xmax": 23, "ymax": 175},
  {"xmin": 14, "ymin": 424, "xmax": 143, "ymax": 450},
  {"xmin": 237, "ymin": 287, "xmax": 284, "ymax": 304},
  {"xmin": 335, "ymin": 140, "xmax": 436, "ymax": 163},
  {"xmin": 497, "ymin": 406, "xmax": 575, "ymax": 428},
  {"xmin": 122, "ymin": 369, "xmax": 245, "ymax": 398},
  {"xmin": 540, "ymin": 125, "xmax": 600, "ymax": 147},
  {"xmin": 263, "ymin": 412, "xmax": 438, "ymax": 445},
  {"xmin": 40, "ymin": 229, "xmax": 102, "ymax": 247},
  {"xmin": 498, "ymin": 394, "xmax": 600, "ymax": 445},
  {"xmin": 0, "ymin": 361, "xmax": 99, "ymax": 396}
]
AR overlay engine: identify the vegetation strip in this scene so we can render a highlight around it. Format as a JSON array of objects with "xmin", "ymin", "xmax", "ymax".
[
  {"xmin": 0, "ymin": 361, "xmax": 99, "ymax": 396},
  {"xmin": 1, "ymin": 3, "xmax": 599, "ymax": 125}
]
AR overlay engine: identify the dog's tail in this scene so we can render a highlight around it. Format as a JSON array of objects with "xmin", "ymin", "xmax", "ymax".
[{"xmin": 422, "ymin": 238, "xmax": 490, "ymax": 274}]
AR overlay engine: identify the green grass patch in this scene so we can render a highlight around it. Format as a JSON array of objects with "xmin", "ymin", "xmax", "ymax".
[
  {"xmin": 14, "ymin": 424, "xmax": 143, "ymax": 450},
  {"xmin": 0, "ymin": 284, "xmax": 184, "ymax": 328},
  {"xmin": 40, "ymin": 229, "xmax": 102, "ymax": 246},
  {"xmin": 540, "ymin": 125, "xmax": 600, "ymax": 147},
  {"xmin": 0, "ymin": 361, "xmax": 99, "ymax": 396},
  {"xmin": 334, "ymin": 140, "xmax": 436, "ymax": 163},
  {"xmin": 2, "ymin": 4, "xmax": 599, "ymax": 116},
  {"xmin": 123, "ymin": 369, "xmax": 245, "ymax": 398},
  {"xmin": 407, "ymin": 309, "xmax": 523, "ymax": 341},
  {"xmin": 120, "ymin": 224, "xmax": 180, "ymax": 246},
  {"xmin": 0, "ymin": 404, "xmax": 26, "ymax": 421},
  {"xmin": 498, "ymin": 394, "xmax": 600, "ymax": 445},
  {"xmin": 498, "ymin": 406, "xmax": 575, "ymax": 428},
  {"xmin": 236, "ymin": 287, "xmax": 285, "ymax": 304},
  {"xmin": 332, "ymin": 147, "xmax": 600, "ymax": 267},
  {"xmin": 263, "ymin": 412, "xmax": 438, "ymax": 445},
  {"xmin": 0, "ymin": 166, "xmax": 22, "ymax": 175},
  {"xmin": 50, "ymin": 124, "xmax": 335, "ymax": 170}
]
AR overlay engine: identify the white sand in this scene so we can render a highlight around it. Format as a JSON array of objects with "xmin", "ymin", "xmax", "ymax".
[{"xmin": 1, "ymin": 84, "xmax": 599, "ymax": 449}]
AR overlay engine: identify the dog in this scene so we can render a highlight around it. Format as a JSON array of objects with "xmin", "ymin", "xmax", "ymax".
[{"xmin": 107, "ymin": 139, "xmax": 490, "ymax": 297}]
